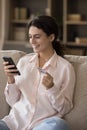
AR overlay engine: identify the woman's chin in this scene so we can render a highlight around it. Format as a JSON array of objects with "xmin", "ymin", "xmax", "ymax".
[{"xmin": 33, "ymin": 49, "xmax": 39, "ymax": 53}]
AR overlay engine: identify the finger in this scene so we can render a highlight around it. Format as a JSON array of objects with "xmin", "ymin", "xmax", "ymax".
[
  {"xmin": 44, "ymin": 72, "xmax": 53, "ymax": 81},
  {"xmin": 5, "ymin": 69, "xmax": 19, "ymax": 76},
  {"xmin": 3, "ymin": 61, "xmax": 9, "ymax": 65},
  {"xmin": 5, "ymin": 68, "xmax": 18, "ymax": 73},
  {"xmin": 4, "ymin": 64, "xmax": 15, "ymax": 70},
  {"xmin": 42, "ymin": 77, "xmax": 54, "ymax": 89}
]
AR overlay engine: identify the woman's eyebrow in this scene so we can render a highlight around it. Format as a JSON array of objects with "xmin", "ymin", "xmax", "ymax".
[{"xmin": 29, "ymin": 34, "xmax": 41, "ymax": 37}]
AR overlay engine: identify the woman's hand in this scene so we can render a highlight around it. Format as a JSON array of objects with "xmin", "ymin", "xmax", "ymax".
[
  {"xmin": 42, "ymin": 72, "xmax": 54, "ymax": 89},
  {"xmin": 3, "ymin": 61, "xmax": 18, "ymax": 84}
]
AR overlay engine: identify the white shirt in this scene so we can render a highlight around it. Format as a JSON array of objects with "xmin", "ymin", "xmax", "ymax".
[{"xmin": 3, "ymin": 52, "xmax": 75, "ymax": 130}]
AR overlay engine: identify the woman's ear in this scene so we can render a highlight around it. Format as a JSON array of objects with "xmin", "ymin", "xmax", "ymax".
[{"xmin": 49, "ymin": 34, "xmax": 55, "ymax": 42}]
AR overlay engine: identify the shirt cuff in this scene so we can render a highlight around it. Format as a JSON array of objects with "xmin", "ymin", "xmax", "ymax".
[{"xmin": 6, "ymin": 82, "xmax": 18, "ymax": 93}]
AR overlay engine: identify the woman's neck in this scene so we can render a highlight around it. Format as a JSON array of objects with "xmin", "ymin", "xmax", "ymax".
[{"xmin": 38, "ymin": 49, "xmax": 54, "ymax": 68}]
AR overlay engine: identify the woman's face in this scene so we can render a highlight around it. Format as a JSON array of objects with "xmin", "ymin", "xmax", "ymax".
[{"xmin": 28, "ymin": 26, "xmax": 54, "ymax": 53}]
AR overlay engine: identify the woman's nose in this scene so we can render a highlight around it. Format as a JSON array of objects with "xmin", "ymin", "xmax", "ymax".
[{"xmin": 30, "ymin": 37, "xmax": 35, "ymax": 44}]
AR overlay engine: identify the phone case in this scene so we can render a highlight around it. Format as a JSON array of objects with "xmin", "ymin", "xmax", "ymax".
[{"xmin": 2, "ymin": 57, "xmax": 21, "ymax": 75}]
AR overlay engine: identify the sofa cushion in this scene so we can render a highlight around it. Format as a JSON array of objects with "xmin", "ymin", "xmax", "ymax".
[
  {"xmin": 65, "ymin": 55, "xmax": 87, "ymax": 130},
  {"xmin": 0, "ymin": 50, "xmax": 25, "ymax": 119}
]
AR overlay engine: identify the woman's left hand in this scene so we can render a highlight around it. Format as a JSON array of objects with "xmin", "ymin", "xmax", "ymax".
[{"xmin": 42, "ymin": 72, "xmax": 54, "ymax": 89}]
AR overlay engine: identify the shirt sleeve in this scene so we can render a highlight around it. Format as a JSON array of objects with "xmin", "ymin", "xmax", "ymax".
[
  {"xmin": 4, "ymin": 57, "xmax": 24, "ymax": 107},
  {"xmin": 4, "ymin": 83, "xmax": 21, "ymax": 107},
  {"xmin": 45, "ymin": 63, "xmax": 75, "ymax": 116}
]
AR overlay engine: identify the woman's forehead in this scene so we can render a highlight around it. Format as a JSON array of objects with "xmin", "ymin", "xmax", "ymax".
[{"xmin": 29, "ymin": 26, "xmax": 45, "ymax": 34}]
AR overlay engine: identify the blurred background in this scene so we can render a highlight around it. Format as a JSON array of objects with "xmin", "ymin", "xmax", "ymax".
[{"xmin": 0, "ymin": 0, "xmax": 87, "ymax": 55}]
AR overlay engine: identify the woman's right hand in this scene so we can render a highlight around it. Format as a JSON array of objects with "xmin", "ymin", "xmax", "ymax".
[{"xmin": 3, "ymin": 61, "xmax": 17, "ymax": 84}]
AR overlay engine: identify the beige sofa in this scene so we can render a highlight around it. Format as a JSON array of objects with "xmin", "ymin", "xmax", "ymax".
[{"xmin": 0, "ymin": 50, "xmax": 87, "ymax": 130}]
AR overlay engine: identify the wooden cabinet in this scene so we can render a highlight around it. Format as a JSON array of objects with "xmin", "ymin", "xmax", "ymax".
[
  {"xmin": 63, "ymin": 0, "xmax": 87, "ymax": 45},
  {"xmin": 9, "ymin": 0, "xmax": 52, "ymax": 42},
  {"xmin": 2, "ymin": 0, "xmax": 58, "ymax": 50},
  {"xmin": 0, "ymin": 0, "xmax": 60, "ymax": 52}
]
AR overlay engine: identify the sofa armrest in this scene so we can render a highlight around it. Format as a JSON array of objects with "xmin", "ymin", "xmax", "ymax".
[{"xmin": 0, "ymin": 50, "xmax": 26, "ymax": 119}]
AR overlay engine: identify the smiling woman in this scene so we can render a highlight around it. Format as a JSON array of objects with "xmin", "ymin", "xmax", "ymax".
[
  {"xmin": 1, "ymin": 15, "xmax": 75, "ymax": 130},
  {"xmin": 27, "ymin": 15, "xmax": 64, "ymax": 57},
  {"xmin": 28, "ymin": 25, "xmax": 55, "ymax": 66}
]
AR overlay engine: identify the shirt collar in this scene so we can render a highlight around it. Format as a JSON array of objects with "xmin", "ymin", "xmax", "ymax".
[
  {"xmin": 28, "ymin": 51, "xmax": 58, "ymax": 68},
  {"xmin": 28, "ymin": 53, "xmax": 38, "ymax": 63},
  {"xmin": 43, "ymin": 51, "xmax": 58, "ymax": 68}
]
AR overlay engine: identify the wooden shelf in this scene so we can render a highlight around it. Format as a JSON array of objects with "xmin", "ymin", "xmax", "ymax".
[
  {"xmin": 5, "ymin": 40, "xmax": 31, "ymax": 47},
  {"xmin": 65, "ymin": 42, "xmax": 87, "ymax": 55},
  {"xmin": 11, "ymin": 19, "xmax": 31, "ymax": 24},
  {"xmin": 66, "ymin": 42, "xmax": 87, "ymax": 46},
  {"xmin": 2, "ymin": 0, "xmax": 57, "ymax": 49},
  {"xmin": 65, "ymin": 21, "xmax": 87, "ymax": 25},
  {"xmin": 63, "ymin": 0, "xmax": 87, "ymax": 47},
  {"xmin": 5, "ymin": 40, "xmax": 32, "ymax": 50}
]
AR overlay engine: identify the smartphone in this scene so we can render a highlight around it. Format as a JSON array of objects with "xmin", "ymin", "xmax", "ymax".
[{"xmin": 2, "ymin": 56, "xmax": 21, "ymax": 75}]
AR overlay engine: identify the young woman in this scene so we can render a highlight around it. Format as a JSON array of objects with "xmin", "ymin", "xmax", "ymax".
[{"xmin": 1, "ymin": 15, "xmax": 75, "ymax": 130}]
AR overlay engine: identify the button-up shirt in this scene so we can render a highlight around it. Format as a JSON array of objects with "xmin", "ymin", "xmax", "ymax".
[{"xmin": 3, "ymin": 52, "xmax": 75, "ymax": 130}]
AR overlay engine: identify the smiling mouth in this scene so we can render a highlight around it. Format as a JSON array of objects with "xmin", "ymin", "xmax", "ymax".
[{"xmin": 32, "ymin": 45, "xmax": 40, "ymax": 49}]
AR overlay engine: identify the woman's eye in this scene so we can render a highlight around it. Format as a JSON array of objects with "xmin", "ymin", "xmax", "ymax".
[
  {"xmin": 35, "ymin": 36, "xmax": 40, "ymax": 39},
  {"xmin": 28, "ymin": 35, "xmax": 40, "ymax": 40},
  {"xmin": 35, "ymin": 34, "xmax": 41, "ymax": 39}
]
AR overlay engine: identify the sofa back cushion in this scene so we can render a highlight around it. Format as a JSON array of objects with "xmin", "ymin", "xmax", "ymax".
[
  {"xmin": 65, "ymin": 55, "xmax": 87, "ymax": 130},
  {"xmin": 0, "ymin": 50, "xmax": 25, "ymax": 119}
]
